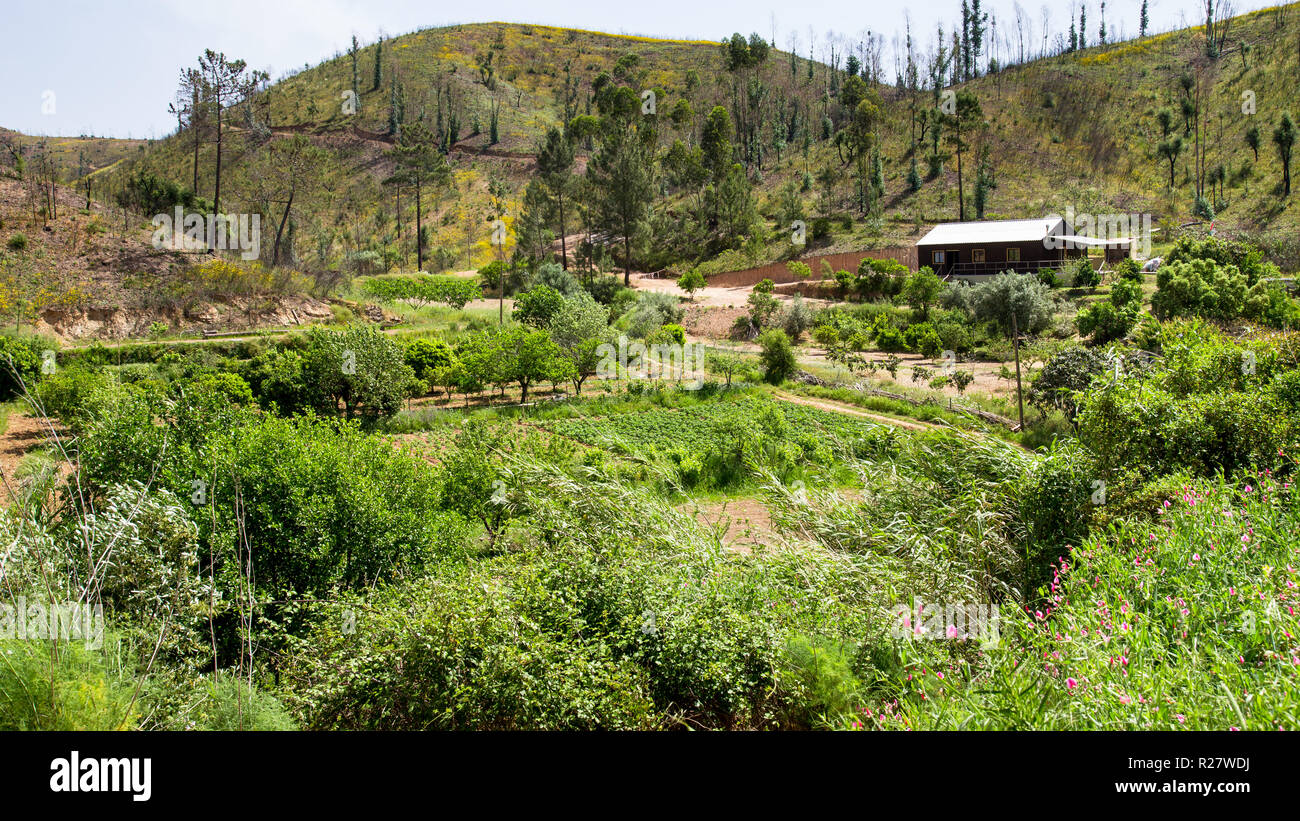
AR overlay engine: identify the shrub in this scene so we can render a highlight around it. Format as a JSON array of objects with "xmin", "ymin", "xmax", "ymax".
[
  {"xmin": 812, "ymin": 325, "xmax": 840, "ymax": 347},
  {"xmin": 1076, "ymin": 301, "xmax": 1137, "ymax": 344},
  {"xmin": 758, "ymin": 329, "xmax": 797, "ymax": 384},
  {"xmin": 627, "ymin": 291, "xmax": 685, "ymax": 339},
  {"xmin": 6, "ymin": 233, "xmax": 28, "ymax": 252},
  {"xmin": 647, "ymin": 323, "xmax": 686, "ymax": 345},
  {"xmin": 934, "ymin": 318, "xmax": 974, "ymax": 353},
  {"xmin": 1071, "ymin": 258, "xmax": 1101, "ymax": 288},
  {"xmin": 0, "ymin": 641, "xmax": 135, "ymax": 730},
  {"xmin": 678, "ymin": 268, "xmax": 707, "ymax": 298},
  {"xmin": 36, "ymin": 364, "xmax": 111, "ymax": 428},
  {"xmin": 970, "ymin": 273, "xmax": 1055, "ymax": 336},
  {"xmin": 1114, "ymin": 257, "xmax": 1143, "ymax": 282},
  {"xmin": 511, "ymin": 285, "xmax": 565, "ymax": 327},
  {"xmin": 1151, "ymin": 258, "xmax": 1248, "ymax": 321},
  {"xmin": 1029, "ymin": 344, "xmax": 1107, "ymax": 424},
  {"xmin": 903, "ymin": 322, "xmax": 943, "ymax": 358},
  {"xmin": 0, "ymin": 334, "xmax": 47, "ymax": 400},
  {"xmin": 781, "ymin": 295, "xmax": 813, "ymax": 341},
  {"xmin": 874, "ymin": 325, "xmax": 907, "ymax": 353}
]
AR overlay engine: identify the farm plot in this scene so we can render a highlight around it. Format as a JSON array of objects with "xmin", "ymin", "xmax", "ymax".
[{"xmin": 543, "ymin": 394, "xmax": 897, "ymax": 471}]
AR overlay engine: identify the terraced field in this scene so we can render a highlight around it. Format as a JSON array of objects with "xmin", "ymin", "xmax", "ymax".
[{"xmin": 543, "ymin": 394, "xmax": 895, "ymax": 462}]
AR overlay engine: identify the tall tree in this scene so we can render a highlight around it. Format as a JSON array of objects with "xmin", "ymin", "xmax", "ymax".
[
  {"xmin": 170, "ymin": 68, "xmax": 208, "ymax": 197},
  {"xmin": 384, "ymin": 122, "xmax": 451, "ymax": 272},
  {"xmin": 588, "ymin": 87, "xmax": 655, "ymax": 286},
  {"xmin": 1140, "ymin": 0, "xmax": 1149, "ymax": 37},
  {"xmin": 261, "ymin": 135, "xmax": 325, "ymax": 266},
  {"xmin": 942, "ymin": 90, "xmax": 983, "ymax": 220},
  {"xmin": 1157, "ymin": 135, "xmax": 1185, "ymax": 187},
  {"xmin": 349, "ymin": 35, "xmax": 360, "ymax": 102},
  {"xmin": 198, "ymin": 50, "xmax": 256, "ymax": 216},
  {"xmin": 1274, "ymin": 112, "xmax": 1296, "ymax": 196},
  {"xmin": 536, "ymin": 126, "xmax": 576, "ymax": 269},
  {"xmin": 1245, "ymin": 124, "xmax": 1260, "ymax": 161}
]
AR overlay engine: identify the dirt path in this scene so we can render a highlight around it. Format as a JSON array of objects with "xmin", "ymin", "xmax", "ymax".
[
  {"xmin": 0, "ymin": 414, "xmax": 69, "ymax": 499},
  {"xmin": 770, "ymin": 390, "xmax": 938, "ymax": 432}
]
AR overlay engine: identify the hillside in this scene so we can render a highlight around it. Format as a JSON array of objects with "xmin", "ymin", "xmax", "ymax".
[
  {"xmin": 0, "ymin": 176, "xmax": 332, "ymax": 340},
  {"xmin": 65, "ymin": 7, "xmax": 1298, "ymax": 280},
  {"xmin": 0, "ymin": 126, "xmax": 144, "ymax": 187}
]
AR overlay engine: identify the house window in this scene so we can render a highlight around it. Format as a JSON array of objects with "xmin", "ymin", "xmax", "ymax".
[
  {"xmin": 932, "ymin": 250, "xmax": 945, "ymax": 264},
  {"xmin": 972, "ymin": 249, "xmax": 986, "ymax": 263},
  {"xmin": 1006, "ymin": 247, "xmax": 1021, "ymax": 263}
]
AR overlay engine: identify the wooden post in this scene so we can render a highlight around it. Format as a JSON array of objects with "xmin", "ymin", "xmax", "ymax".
[{"xmin": 1012, "ymin": 311, "xmax": 1025, "ymax": 432}]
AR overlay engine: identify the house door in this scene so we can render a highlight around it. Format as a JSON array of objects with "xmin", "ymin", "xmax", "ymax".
[{"xmin": 929, "ymin": 249, "xmax": 957, "ymax": 276}]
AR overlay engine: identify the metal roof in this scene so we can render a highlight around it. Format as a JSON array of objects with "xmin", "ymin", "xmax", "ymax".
[
  {"xmin": 1056, "ymin": 235, "xmax": 1134, "ymax": 247},
  {"xmin": 916, "ymin": 217, "xmax": 1066, "ymax": 246}
]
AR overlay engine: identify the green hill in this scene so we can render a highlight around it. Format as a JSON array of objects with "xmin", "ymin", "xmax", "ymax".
[{"xmin": 76, "ymin": 6, "xmax": 1300, "ymax": 277}]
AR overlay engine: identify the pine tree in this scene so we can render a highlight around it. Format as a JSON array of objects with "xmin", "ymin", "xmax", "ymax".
[
  {"xmin": 388, "ymin": 78, "xmax": 400, "ymax": 137},
  {"xmin": 1079, "ymin": 6, "xmax": 1087, "ymax": 49},
  {"xmin": 1099, "ymin": 2, "xmax": 1107, "ymax": 44},
  {"xmin": 1140, "ymin": 0, "xmax": 1149, "ymax": 37},
  {"xmin": 349, "ymin": 36, "xmax": 360, "ymax": 102},
  {"xmin": 1274, "ymin": 112, "xmax": 1296, "ymax": 196},
  {"xmin": 372, "ymin": 38, "xmax": 383, "ymax": 91},
  {"xmin": 960, "ymin": 0, "xmax": 971, "ymax": 81}
]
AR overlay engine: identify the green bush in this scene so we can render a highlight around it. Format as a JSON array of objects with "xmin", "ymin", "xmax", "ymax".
[
  {"xmin": 903, "ymin": 322, "xmax": 943, "ymax": 358},
  {"xmin": 970, "ymin": 273, "xmax": 1055, "ymax": 336},
  {"xmin": 1076, "ymin": 301, "xmax": 1137, "ymax": 344},
  {"xmin": 874, "ymin": 325, "xmax": 907, "ymax": 353},
  {"xmin": 0, "ymin": 334, "xmax": 49, "ymax": 400},
  {"xmin": 758, "ymin": 329, "xmax": 798, "ymax": 384},
  {"xmin": 36, "ymin": 364, "xmax": 113, "ymax": 428},
  {"xmin": 0, "ymin": 641, "xmax": 135, "ymax": 730}
]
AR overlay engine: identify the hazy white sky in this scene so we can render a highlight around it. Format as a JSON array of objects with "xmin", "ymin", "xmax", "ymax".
[{"xmin": 0, "ymin": 0, "xmax": 1270, "ymax": 138}]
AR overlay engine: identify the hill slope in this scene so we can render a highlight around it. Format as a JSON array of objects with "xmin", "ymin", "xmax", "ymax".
[{"xmin": 20, "ymin": 7, "xmax": 1300, "ymax": 281}]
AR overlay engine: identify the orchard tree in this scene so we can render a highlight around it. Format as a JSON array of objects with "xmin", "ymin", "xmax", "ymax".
[
  {"xmin": 303, "ymin": 324, "xmax": 416, "ymax": 424},
  {"xmin": 903, "ymin": 266, "xmax": 944, "ymax": 320},
  {"xmin": 491, "ymin": 326, "xmax": 573, "ymax": 404},
  {"xmin": 549, "ymin": 290, "xmax": 609, "ymax": 395},
  {"xmin": 511, "ymin": 284, "xmax": 565, "ymax": 327},
  {"xmin": 705, "ymin": 349, "xmax": 746, "ymax": 387}
]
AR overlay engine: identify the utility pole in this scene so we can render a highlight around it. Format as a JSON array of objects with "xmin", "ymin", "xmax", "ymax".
[{"xmin": 1011, "ymin": 310, "xmax": 1024, "ymax": 431}]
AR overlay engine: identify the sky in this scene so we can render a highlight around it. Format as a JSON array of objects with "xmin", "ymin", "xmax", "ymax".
[{"xmin": 0, "ymin": 0, "xmax": 1274, "ymax": 139}]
